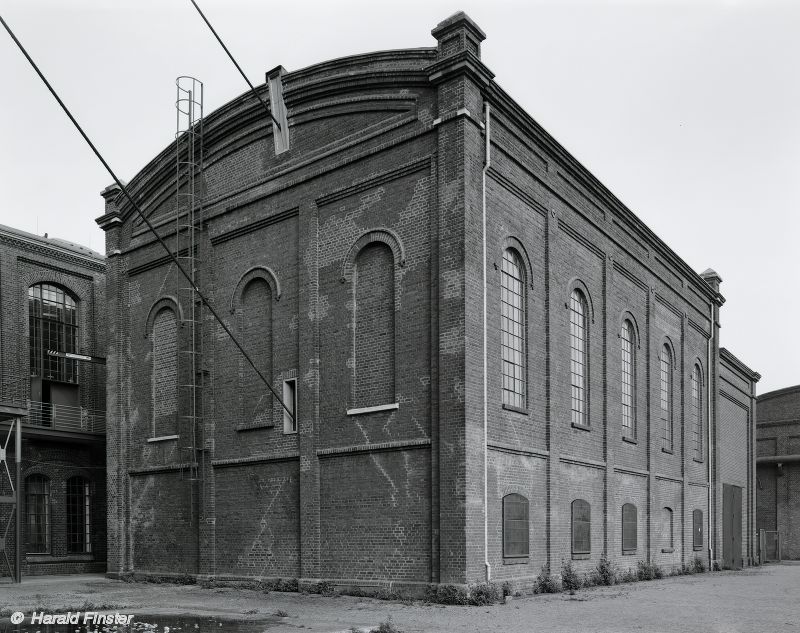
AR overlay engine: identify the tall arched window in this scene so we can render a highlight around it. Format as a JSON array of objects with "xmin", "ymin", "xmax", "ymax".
[
  {"xmin": 28, "ymin": 284, "xmax": 79, "ymax": 416},
  {"xmin": 570, "ymin": 290, "xmax": 588, "ymax": 426},
  {"xmin": 152, "ymin": 307, "xmax": 178, "ymax": 436},
  {"xmin": 571, "ymin": 498, "xmax": 591, "ymax": 557},
  {"xmin": 660, "ymin": 344, "xmax": 673, "ymax": 451},
  {"xmin": 241, "ymin": 279, "xmax": 273, "ymax": 424},
  {"xmin": 353, "ymin": 242, "xmax": 395, "ymax": 408},
  {"xmin": 662, "ymin": 507, "xmax": 674, "ymax": 552},
  {"xmin": 620, "ymin": 320, "xmax": 636, "ymax": 439},
  {"xmin": 66, "ymin": 476, "xmax": 92, "ymax": 553},
  {"xmin": 25, "ymin": 474, "xmax": 50, "ymax": 553},
  {"xmin": 692, "ymin": 364, "xmax": 703, "ymax": 461},
  {"xmin": 502, "ymin": 493, "xmax": 529, "ymax": 559},
  {"xmin": 501, "ymin": 249, "xmax": 526, "ymax": 409},
  {"xmin": 622, "ymin": 503, "xmax": 637, "ymax": 554}
]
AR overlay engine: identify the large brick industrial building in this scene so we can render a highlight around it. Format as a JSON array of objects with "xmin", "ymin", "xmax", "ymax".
[
  {"xmin": 756, "ymin": 385, "xmax": 800, "ymax": 560},
  {"xmin": 96, "ymin": 13, "xmax": 759, "ymax": 590},
  {"xmin": 0, "ymin": 224, "xmax": 107, "ymax": 577}
]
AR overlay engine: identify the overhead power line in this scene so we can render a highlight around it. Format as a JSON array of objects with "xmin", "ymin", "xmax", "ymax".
[
  {"xmin": 188, "ymin": 0, "xmax": 282, "ymax": 130},
  {"xmin": 0, "ymin": 13, "xmax": 295, "ymax": 421}
]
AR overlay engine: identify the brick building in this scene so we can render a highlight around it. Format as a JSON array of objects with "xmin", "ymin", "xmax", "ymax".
[
  {"xmin": 96, "ymin": 13, "xmax": 758, "ymax": 590},
  {"xmin": 756, "ymin": 385, "xmax": 800, "ymax": 560},
  {"xmin": 0, "ymin": 224, "xmax": 107, "ymax": 577}
]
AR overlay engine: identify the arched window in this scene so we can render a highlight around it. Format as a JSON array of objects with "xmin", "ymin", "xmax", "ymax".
[
  {"xmin": 662, "ymin": 507, "xmax": 674, "ymax": 552},
  {"xmin": 660, "ymin": 345, "xmax": 673, "ymax": 451},
  {"xmin": 28, "ymin": 284, "xmax": 79, "ymax": 416},
  {"xmin": 502, "ymin": 493, "xmax": 529, "ymax": 559},
  {"xmin": 692, "ymin": 364, "xmax": 703, "ymax": 461},
  {"xmin": 353, "ymin": 242, "xmax": 395, "ymax": 408},
  {"xmin": 570, "ymin": 290, "xmax": 588, "ymax": 426},
  {"xmin": 571, "ymin": 499, "xmax": 591, "ymax": 557},
  {"xmin": 620, "ymin": 320, "xmax": 636, "ymax": 439},
  {"xmin": 693, "ymin": 509, "xmax": 704, "ymax": 551},
  {"xmin": 501, "ymin": 249, "xmax": 526, "ymax": 409},
  {"xmin": 25, "ymin": 474, "xmax": 50, "ymax": 554},
  {"xmin": 66, "ymin": 476, "xmax": 92, "ymax": 553},
  {"xmin": 152, "ymin": 307, "xmax": 178, "ymax": 436},
  {"xmin": 622, "ymin": 503, "xmax": 637, "ymax": 554},
  {"xmin": 241, "ymin": 279, "xmax": 273, "ymax": 425}
]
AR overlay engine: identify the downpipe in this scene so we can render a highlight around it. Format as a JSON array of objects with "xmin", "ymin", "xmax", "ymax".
[
  {"xmin": 483, "ymin": 101, "xmax": 491, "ymax": 583},
  {"xmin": 707, "ymin": 314, "xmax": 714, "ymax": 569}
]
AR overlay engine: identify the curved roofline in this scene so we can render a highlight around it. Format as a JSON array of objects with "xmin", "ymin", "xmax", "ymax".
[
  {"xmin": 757, "ymin": 384, "xmax": 800, "ymax": 403},
  {"xmin": 0, "ymin": 223, "xmax": 104, "ymax": 262}
]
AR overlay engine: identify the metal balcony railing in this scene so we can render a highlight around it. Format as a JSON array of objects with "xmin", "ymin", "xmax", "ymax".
[{"xmin": 26, "ymin": 400, "xmax": 106, "ymax": 434}]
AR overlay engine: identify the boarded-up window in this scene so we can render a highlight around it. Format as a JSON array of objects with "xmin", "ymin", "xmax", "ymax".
[
  {"xmin": 353, "ymin": 243, "xmax": 395, "ymax": 408},
  {"xmin": 622, "ymin": 503, "xmax": 637, "ymax": 553},
  {"xmin": 693, "ymin": 509, "xmax": 704, "ymax": 550},
  {"xmin": 241, "ymin": 279, "xmax": 273, "ymax": 425},
  {"xmin": 503, "ymin": 494, "xmax": 529, "ymax": 558},
  {"xmin": 152, "ymin": 308, "xmax": 177, "ymax": 436},
  {"xmin": 572, "ymin": 499, "xmax": 591, "ymax": 556},
  {"xmin": 662, "ymin": 507, "xmax": 674, "ymax": 551}
]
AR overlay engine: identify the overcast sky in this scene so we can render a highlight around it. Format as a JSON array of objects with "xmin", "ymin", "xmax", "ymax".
[{"xmin": 1, "ymin": 0, "xmax": 796, "ymax": 394}]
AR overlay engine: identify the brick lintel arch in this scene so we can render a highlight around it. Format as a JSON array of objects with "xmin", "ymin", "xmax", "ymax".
[
  {"xmin": 618, "ymin": 311, "xmax": 642, "ymax": 349},
  {"xmin": 660, "ymin": 335, "xmax": 677, "ymax": 363},
  {"xmin": 230, "ymin": 266, "xmax": 282, "ymax": 313},
  {"xmin": 501, "ymin": 236, "xmax": 534, "ymax": 289},
  {"xmin": 144, "ymin": 296, "xmax": 182, "ymax": 338},
  {"xmin": 566, "ymin": 278, "xmax": 595, "ymax": 324},
  {"xmin": 340, "ymin": 228, "xmax": 406, "ymax": 283}
]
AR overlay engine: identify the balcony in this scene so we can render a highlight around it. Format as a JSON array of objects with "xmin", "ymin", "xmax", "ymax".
[{"xmin": 26, "ymin": 401, "xmax": 106, "ymax": 435}]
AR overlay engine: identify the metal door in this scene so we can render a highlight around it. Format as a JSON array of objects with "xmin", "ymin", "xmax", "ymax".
[{"xmin": 723, "ymin": 484, "xmax": 743, "ymax": 569}]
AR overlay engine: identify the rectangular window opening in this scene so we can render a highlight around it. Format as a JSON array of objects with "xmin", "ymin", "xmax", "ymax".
[{"xmin": 283, "ymin": 378, "xmax": 297, "ymax": 434}]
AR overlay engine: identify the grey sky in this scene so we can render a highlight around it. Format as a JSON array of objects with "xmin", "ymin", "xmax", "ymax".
[{"xmin": 1, "ymin": 0, "xmax": 796, "ymax": 394}]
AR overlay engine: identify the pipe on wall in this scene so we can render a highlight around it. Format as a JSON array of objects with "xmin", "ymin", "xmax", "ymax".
[
  {"xmin": 482, "ymin": 101, "xmax": 492, "ymax": 583},
  {"xmin": 707, "ymin": 314, "xmax": 714, "ymax": 568}
]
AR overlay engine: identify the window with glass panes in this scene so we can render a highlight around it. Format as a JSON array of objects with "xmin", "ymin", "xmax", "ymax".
[
  {"xmin": 660, "ymin": 345, "xmax": 673, "ymax": 450},
  {"xmin": 692, "ymin": 365, "xmax": 703, "ymax": 460},
  {"xmin": 25, "ymin": 474, "xmax": 50, "ymax": 553},
  {"xmin": 66, "ymin": 476, "xmax": 92, "ymax": 553},
  {"xmin": 621, "ymin": 320, "xmax": 635, "ymax": 438},
  {"xmin": 501, "ymin": 250, "xmax": 525, "ymax": 409},
  {"xmin": 622, "ymin": 503, "xmax": 637, "ymax": 553},
  {"xmin": 28, "ymin": 284, "xmax": 77, "ymax": 383},
  {"xmin": 570, "ymin": 290, "xmax": 588, "ymax": 426},
  {"xmin": 502, "ymin": 494, "xmax": 529, "ymax": 558}
]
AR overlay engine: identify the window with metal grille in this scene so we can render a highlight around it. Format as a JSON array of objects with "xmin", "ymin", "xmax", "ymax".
[
  {"xmin": 570, "ymin": 290, "xmax": 588, "ymax": 426},
  {"xmin": 28, "ymin": 284, "xmax": 78, "ymax": 383},
  {"xmin": 66, "ymin": 476, "xmax": 91, "ymax": 553},
  {"xmin": 571, "ymin": 498, "xmax": 591, "ymax": 556},
  {"xmin": 502, "ymin": 493, "xmax": 529, "ymax": 558},
  {"xmin": 621, "ymin": 320, "xmax": 636, "ymax": 439},
  {"xmin": 662, "ymin": 507, "xmax": 674, "ymax": 552},
  {"xmin": 660, "ymin": 345, "xmax": 673, "ymax": 450},
  {"xmin": 693, "ymin": 509, "xmax": 703, "ymax": 550},
  {"xmin": 152, "ymin": 307, "xmax": 178, "ymax": 436},
  {"xmin": 692, "ymin": 365, "xmax": 703, "ymax": 461},
  {"xmin": 25, "ymin": 474, "xmax": 50, "ymax": 553},
  {"xmin": 501, "ymin": 250, "xmax": 526, "ymax": 409},
  {"xmin": 622, "ymin": 503, "xmax": 637, "ymax": 554}
]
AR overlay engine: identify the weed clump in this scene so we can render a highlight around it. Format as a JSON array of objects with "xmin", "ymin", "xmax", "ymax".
[
  {"xmin": 560, "ymin": 560, "xmax": 582, "ymax": 591},
  {"xmin": 535, "ymin": 564, "xmax": 561, "ymax": 594}
]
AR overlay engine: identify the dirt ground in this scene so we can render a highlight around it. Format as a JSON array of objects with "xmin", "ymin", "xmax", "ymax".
[{"xmin": 2, "ymin": 563, "xmax": 799, "ymax": 633}]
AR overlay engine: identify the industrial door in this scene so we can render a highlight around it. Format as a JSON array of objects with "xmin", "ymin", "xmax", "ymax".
[{"xmin": 722, "ymin": 484, "xmax": 743, "ymax": 569}]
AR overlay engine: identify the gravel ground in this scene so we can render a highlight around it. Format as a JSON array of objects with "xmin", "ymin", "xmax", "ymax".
[{"xmin": 1, "ymin": 563, "xmax": 799, "ymax": 633}]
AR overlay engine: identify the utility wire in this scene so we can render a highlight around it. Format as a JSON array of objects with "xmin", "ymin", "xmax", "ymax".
[
  {"xmin": 188, "ymin": 0, "xmax": 282, "ymax": 130},
  {"xmin": 0, "ymin": 14, "xmax": 295, "ymax": 421}
]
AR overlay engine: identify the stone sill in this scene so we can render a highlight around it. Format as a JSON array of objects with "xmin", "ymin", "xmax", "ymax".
[
  {"xmin": 347, "ymin": 403, "xmax": 399, "ymax": 416},
  {"xmin": 571, "ymin": 423, "xmax": 591, "ymax": 432},
  {"xmin": 622, "ymin": 436, "xmax": 637, "ymax": 445},
  {"xmin": 572, "ymin": 553, "xmax": 590, "ymax": 560},
  {"xmin": 502, "ymin": 404, "xmax": 528, "ymax": 415}
]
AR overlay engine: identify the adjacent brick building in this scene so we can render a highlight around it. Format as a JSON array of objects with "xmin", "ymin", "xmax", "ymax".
[
  {"xmin": 96, "ymin": 12, "xmax": 758, "ymax": 590},
  {"xmin": 756, "ymin": 385, "xmax": 800, "ymax": 560},
  {"xmin": 0, "ymin": 224, "xmax": 107, "ymax": 577}
]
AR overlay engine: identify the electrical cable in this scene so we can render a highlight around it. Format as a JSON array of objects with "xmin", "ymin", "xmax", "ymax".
[{"xmin": 0, "ymin": 13, "xmax": 295, "ymax": 421}]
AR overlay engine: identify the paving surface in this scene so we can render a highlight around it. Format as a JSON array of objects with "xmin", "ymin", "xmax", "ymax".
[{"xmin": 1, "ymin": 564, "xmax": 799, "ymax": 632}]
